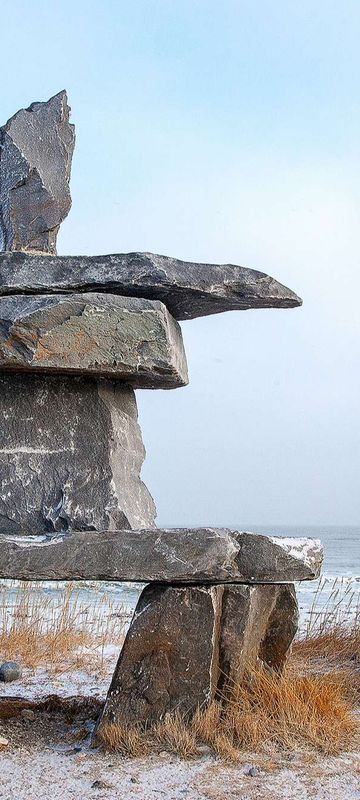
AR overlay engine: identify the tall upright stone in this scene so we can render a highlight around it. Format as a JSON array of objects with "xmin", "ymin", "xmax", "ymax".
[
  {"xmin": 0, "ymin": 373, "xmax": 156, "ymax": 533},
  {"xmin": 0, "ymin": 91, "xmax": 75, "ymax": 254}
]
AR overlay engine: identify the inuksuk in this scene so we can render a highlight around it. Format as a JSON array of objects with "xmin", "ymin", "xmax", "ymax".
[{"xmin": 0, "ymin": 91, "xmax": 323, "ymax": 735}]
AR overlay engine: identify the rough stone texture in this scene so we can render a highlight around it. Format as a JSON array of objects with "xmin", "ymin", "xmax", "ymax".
[
  {"xmin": 95, "ymin": 585, "xmax": 223, "ymax": 732},
  {"xmin": 0, "ymin": 661, "xmax": 22, "ymax": 682},
  {"xmin": 0, "ymin": 252, "xmax": 302, "ymax": 320},
  {"xmin": 0, "ymin": 373, "xmax": 155, "ymax": 534},
  {"xmin": 0, "ymin": 528, "xmax": 323, "ymax": 582},
  {"xmin": 0, "ymin": 91, "xmax": 75, "ymax": 255},
  {"xmin": 219, "ymin": 583, "xmax": 298, "ymax": 689},
  {"xmin": 95, "ymin": 582, "xmax": 298, "ymax": 733},
  {"xmin": 0, "ymin": 293, "xmax": 188, "ymax": 388}
]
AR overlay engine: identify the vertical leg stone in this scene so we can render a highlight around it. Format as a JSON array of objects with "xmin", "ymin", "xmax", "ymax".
[
  {"xmin": 258, "ymin": 583, "xmax": 299, "ymax": 671},
  {"xmin": 95, "ymin": 584, "xmax": 223, "ymax": 735},
  {"xmin": 0, "ymin": 373, "xmax": 156, "ymax": 533},
  {"xmin": 219, "ymin": 583, "xmax": 299, "ymax": 689}
]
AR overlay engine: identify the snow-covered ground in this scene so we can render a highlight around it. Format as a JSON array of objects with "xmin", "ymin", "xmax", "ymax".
[{"xmin": 1, "ymin": 745, "xmax": 359, "ymax": 800}]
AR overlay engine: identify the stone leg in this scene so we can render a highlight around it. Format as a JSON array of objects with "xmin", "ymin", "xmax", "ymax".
[
  {"xmin": 219, "ymin": 584, "xmax": 299, "ymax": 690},
  {"xmin": 0, "ymin": 373, "xmax": 156, "ymax": 533},
  {"xmin": 95, "ymin": 584, "xmax": 223, "ymax": 734},
  {"xmin": 95, "ymin": 582, "xmax": 298, "ymax": 737}
]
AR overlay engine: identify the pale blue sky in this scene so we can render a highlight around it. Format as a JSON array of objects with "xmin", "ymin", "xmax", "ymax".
[{"xmin": 2, "ymin": 1, "xmax": 360, "ymax": 525}]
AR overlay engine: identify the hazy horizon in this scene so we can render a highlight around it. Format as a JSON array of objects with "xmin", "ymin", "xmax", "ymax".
[{"xmin": 2, "ymin": 1, "xmax": 360, "ymax": 527}]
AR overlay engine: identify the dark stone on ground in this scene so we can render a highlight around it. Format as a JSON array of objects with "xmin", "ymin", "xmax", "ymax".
[
  {"xmin": 0, "ymin": 528, "xmax": 323, "ymax": 582},
  {"xmin": 0, "ymin": 661, "xmax": 22, "ymax": 682},
  {"xmin": 0, "ymin": 91, "xmax": 75, "ymax": 255},
  {"xmin": 0, "ymin": 373, "xmax": 155, "ymax": 534},
  {"xmin": 0, "ymin": 293, "xmax": 188, "ymax": 388},
  {"xmin": 0, "ymin": 252, "xmax": 302, "ymax": 320}
]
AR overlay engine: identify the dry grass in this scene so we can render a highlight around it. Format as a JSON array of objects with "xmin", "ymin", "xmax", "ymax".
[
  {"xmin": 1, "ymin": 577, "xmax": 359, "ymax": 761},
  {"xmin": 0, "ymin": 580, "xmax": 128, "ymax": 676},
  {"xmin": 97, "ymin": 580, "xmax": 360, "ymax": 761},
  {"xmin": 97, "ymin": 661, "xmax": 359, "ymax": 761}
]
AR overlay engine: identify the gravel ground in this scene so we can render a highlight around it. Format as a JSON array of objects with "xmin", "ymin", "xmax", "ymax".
[{"xmin": 0, "ymin": 707, "xmax": 359, "ymax": 800}]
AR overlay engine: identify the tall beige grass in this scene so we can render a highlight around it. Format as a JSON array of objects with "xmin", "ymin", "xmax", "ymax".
[{"xmin": 0, "ymin": 581, "xmax": 128, "ymax": 676}]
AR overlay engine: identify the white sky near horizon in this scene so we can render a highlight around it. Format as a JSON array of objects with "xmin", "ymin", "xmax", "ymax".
[{"xmin": 2, "ymin": 1, "xmax": 360, "ymax": 527}]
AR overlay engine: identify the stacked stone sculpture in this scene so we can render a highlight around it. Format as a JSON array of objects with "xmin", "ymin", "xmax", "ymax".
[{"xmin": 0, "ymin": 92, "xmax": 323, "ymax": 735}]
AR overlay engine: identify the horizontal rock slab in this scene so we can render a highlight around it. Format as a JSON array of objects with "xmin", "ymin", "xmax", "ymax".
[
  {"xmin": 0, "ymin": 252, "xmax": 302, "ymax": 320},
  {"xmin": 95, "ymin": 582, "xmax": 298, "ymax": 732},
  {"xmin": 0, "ymin": 91, "xmax": 75, "ymax": 255},
  {"xmin": 0, "ymin": 373, "xmax": 156, "ymax": 534},
  {"xmin": 0, "ymin": 528, "xmax": 323, "ymax": 582},
  {"xmin": 0, "ymin": 293, "xmax": 188, "ymax": 389}
]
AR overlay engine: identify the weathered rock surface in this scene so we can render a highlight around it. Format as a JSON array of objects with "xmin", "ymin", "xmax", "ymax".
[
  {"xmin": 95, "ymin": 581, "xmax": 298, "ymax": 732},
  {"xmin": 0, "ymin": 252, "xmax": 302, "ymax": 320},
  {"xmin": 0, "ymin": 661, "xmax": 22, "ymax": 682},
  {"xmin": 0, "ymin": 373, "xmax": 155, "ymax": 534},
  {"xmin": 0, "ymin": 91, "xmax": 75, "ymax": 255},
  {"xmin": 0, "ymin": 528, "xmax": 323, "ymax": 582},
  {"xmin": 95, "ymin": 585, "xmax": 223, "ymax": 731},
  {"xmin": 0, "ymin": 293, "xmax": 188, "ymax": 388},
  {"xmin": 219, "ymin": 583, "xmax": 298, "ymax": 688}
]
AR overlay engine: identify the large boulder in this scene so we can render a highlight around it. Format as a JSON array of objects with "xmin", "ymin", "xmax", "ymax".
[
  {"xmin": 0, "ymin": 528, "xmax": 323, "ymax": 582},
  {"xmin": 95, "ymin": 581, "xmax": 298, "ymax": 734},
  {"xmin": 0, "ymin": 293, "xmax": 188, "ymax": 389},
  {"xmin": 0, "ymin": 252, "xmax": 302, "ymax": 320},
  {"xmin": 0, "ymin": 373, "xmax": 155, "ymax": 533},
  {"xmin": 0, "ymin": 91, "xmax": 75, "ymax": 255}
]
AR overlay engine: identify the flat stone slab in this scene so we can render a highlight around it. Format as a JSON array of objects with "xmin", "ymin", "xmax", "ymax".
[
  {"xmin": 0, "ymin": 373, "xmax": 156, "ymax": 534},
  {"xmin": 0, "ymin": 528, "xmax": 323, "ymax": 582},
  {"xmin": 0, "ymin": 293, "xmax": 188, "ymax": 388},
  {"xmin": 0, "ymin": 252, "xmax": 302, "ymax": 320},
  {"xmin": 0, "ymin": 91, "xmax": 75, "ymax": 255}
]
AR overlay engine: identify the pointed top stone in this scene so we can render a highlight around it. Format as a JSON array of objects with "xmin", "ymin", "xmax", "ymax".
[{"xmin": 0, "ymin": 90, "xmax": 75, "ymax": 255}]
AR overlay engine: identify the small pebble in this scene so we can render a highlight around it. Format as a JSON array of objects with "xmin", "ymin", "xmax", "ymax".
[
  {"xmin": 197, "ymin": 744, "xmax": 213, "ymax": 756},
  {"xmin": 0, "ymin": 661, "xmax": 22, "ymax": 682},
  {"xmin": 0, "ymin": 736, "xmax": 9, "ymax": 748},
  {"xmin": 245, "ymin": 766, "xmax": 260, "ymax": 777},
  {"xmin": 21, "ymin": 709, "xmax": 35, "ymax": 721}
]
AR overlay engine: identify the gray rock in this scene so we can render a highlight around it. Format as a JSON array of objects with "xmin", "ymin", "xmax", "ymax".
[
  {"xmin": 95, "ymin": 581, "xmax": 298, "ymax": 732},
  {"xmin": 0, "ymin": 252, "xmax": 301, "ymax": 320},
  {"xmin": 0, "ymin": 661, "xmax": 22, "ymax": 682},
  {"xmin": 0, "ymin": 528, "xmax": 323, "ymax": 582},
  {"xmin": 0, "ymin": 373, "xmax": 155, "ymax": 534},
  {"xmin": 21, "ymin": 708, "xmax": 35, "ymax": 721},
  {"xmin": 0, "ymin": 293, "xmax": 188, "ymax": 389},
  {"xmin": 0, "ymin": 91, "xmax": 75, "ymax": 255},
  {"xmin": 245, "ymin": 766, "xmax": 261, "ymax": 777},
  {"xmin": 219, "ymin": 584, "xmax": 298, "ymax": 689},
  {"xmin": 94, "ymin": 584, "xmax": 223, "ymax": 734}
]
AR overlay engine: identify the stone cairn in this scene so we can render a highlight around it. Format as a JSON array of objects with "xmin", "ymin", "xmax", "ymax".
[{"xmin": 0, "ymin": 91, "xmax": 323, "ymax": 736}]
